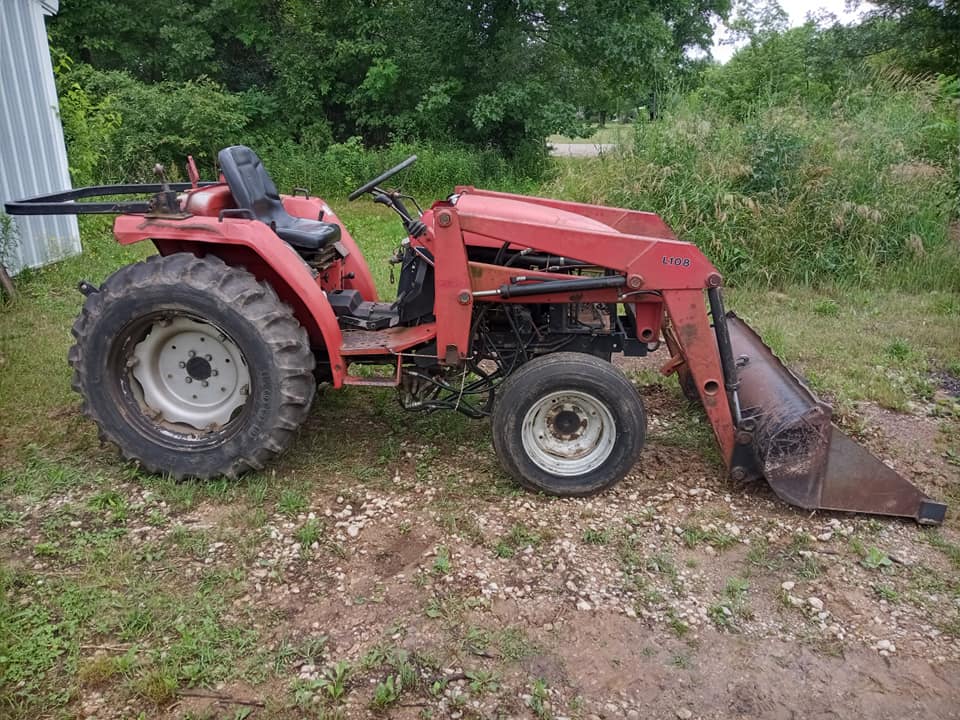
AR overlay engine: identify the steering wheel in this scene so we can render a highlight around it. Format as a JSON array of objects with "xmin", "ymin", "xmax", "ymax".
[{"xmin": 347, "ymin": 155, "xmax": 417, "ymax": 201}]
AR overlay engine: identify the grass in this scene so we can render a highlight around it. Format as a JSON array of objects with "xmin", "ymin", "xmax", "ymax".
[
  {"xmin": 725, "ymin": 287, "xmax": 960, "ymax": 411},
  {"xmin": 494, "ymin": 522, "xmax": 544, "ymax": 558},
  {"xmin": 546, "ymin": 75, "xmax": 960, "ymax": 291},
  {"xmin": 708, "ymin": 577, "xmax": 753, "ymax": 631},
  {"xmin": 0, "ymin": 559, "xmax": 262, "ymax": 715},
  {"xmin": 680, "ymin": 525, "xmax": 737, "ymax": 551}
]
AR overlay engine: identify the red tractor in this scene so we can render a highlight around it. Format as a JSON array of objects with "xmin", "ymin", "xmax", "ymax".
[{"xmin": 6, "ymin": 147, "xmax": 946, "ymax": 523}]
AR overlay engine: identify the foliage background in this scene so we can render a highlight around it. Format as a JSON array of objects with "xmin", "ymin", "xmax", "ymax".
[{"xmin": 45, "ymin": 0, "xmax": 960, "ymax": 290}]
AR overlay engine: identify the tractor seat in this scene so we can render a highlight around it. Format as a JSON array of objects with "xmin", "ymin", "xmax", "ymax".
[{"xmin": 217, "ymin": 145, "xmax": 341, "ymax": 252}]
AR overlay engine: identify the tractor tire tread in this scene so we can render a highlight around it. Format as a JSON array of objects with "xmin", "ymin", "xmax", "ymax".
[{"xmin": 68, "ymin": 252, "xmax": 315, "ymax": 479}]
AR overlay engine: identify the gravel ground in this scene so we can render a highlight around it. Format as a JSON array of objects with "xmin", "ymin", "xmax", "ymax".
[{"xmin": 3, "ymin": 358, "xmax": 959, "ymax": 719}]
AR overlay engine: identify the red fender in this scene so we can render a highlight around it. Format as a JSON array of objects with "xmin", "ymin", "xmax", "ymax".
[{"xmin": 113, "ymin": 213, "xmax": 348, "ymax": 387}]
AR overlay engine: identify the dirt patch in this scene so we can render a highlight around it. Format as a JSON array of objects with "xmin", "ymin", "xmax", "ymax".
[{"xmin": 855, "ymin": 401, "xmax": 958, "ymax": 503}]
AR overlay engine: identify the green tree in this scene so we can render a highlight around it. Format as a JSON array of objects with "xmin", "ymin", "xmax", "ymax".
[{"xmin": 50, "ymin": 0, "xmax": 731, "ymax": 151}]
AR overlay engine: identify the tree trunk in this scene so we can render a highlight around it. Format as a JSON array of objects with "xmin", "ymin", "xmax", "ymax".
[{"xmin": 0, "ymin": 264, "xmax": 16, "ymax": 300}]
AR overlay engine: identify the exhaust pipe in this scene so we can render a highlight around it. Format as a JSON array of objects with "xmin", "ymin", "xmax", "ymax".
[{"xmin": 725, "ymin": 312, "xmax": 946, "ymax": 525}]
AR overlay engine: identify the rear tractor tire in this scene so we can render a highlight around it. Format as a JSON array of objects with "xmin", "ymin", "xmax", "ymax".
[
  {"xmin": 491, "ymin": 352, "xmax": 646, "ymax": 497},
  {"xmin": 69, "ymin": 253, "xmax": 316, "ymax": 479}
]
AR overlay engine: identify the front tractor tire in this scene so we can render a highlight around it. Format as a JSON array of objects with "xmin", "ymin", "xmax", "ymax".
[
  {"xmin": 491, "ymin": 352, "xmax": 646, "ymax": 497},
  {"xmin": 69, "ymin": 253, "xmax": 316, "ymax": 479}
]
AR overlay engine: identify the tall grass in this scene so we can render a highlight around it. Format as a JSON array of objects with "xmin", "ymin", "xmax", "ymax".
[
  {"xmin": 547, "ymin": 72, "xmax": 959, "ymax": 290},
  {"xmin": 254, "ymin": 137, "xmax": 547, "ymax": 201}
]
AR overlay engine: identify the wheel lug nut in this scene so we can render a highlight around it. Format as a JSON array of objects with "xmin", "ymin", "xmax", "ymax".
[
  {"xmin": 201, "ymin": 381, "xmax": 208, "ymax": 387},
  {"xmin": 185, "ymin": 377, "xmax": 193, "ymax": 383},
  {"xmin": 205, "ymin": 354, "xmax": 212, "ymax": 361},
  {"xmin": 188, "ymin": 350, "xmax": 196, "ymax": 358},
  {"xmin": 212, "ymin": 369, "xmax": 219, "ymax": 377},
  {"xmin": 179, "ymin": 361, "xmax": 186, "ymax": 368}
]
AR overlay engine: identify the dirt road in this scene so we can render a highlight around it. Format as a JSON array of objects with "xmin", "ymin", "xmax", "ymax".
[{"xmin": 549, "ymin": 143, "xmax": 619, "ymax": 157}]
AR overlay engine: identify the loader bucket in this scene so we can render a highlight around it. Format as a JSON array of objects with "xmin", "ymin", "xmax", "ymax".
[{"xmin": 726, "ymin": 312, "xmax": 947, "ymax": 524}]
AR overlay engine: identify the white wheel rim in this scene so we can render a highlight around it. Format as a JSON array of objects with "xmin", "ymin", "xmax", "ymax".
[
  {"xmin": 130, "ymin": 316, "xmax": 250, "ymax": 430},
  {"xmin": 520, "ymin": 390, "xmax": 616, "ymax": 476}
]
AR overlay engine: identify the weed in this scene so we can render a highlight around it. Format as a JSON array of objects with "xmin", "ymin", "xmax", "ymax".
[
  {"xmin": 89, "ymin": 489, "xmax": 129, "ymax": 523},
  {"xmin": 873, "ymin": 584, "xmax": 900, "ymax": 602},
  {"xmin": 295, "ymin": 518, "xmax": 324, "ymax": 549},
  {"xmin": 708, "ymin": 602, "xmax": 734, "ymax": 628},
  {"xmin": 394, "ymin": 655, "xmax": 417, "ymax": 690},
  {"xmin": 885, "ymin": 339, "xmax": 912, "ymax": 362},
  {"xmin": 645, "ymin": 552, "xmax": 678, "ymax": 578},
  {"xmin": 496, "ymin": 627, "xmax": 538, "ymax": 661},
  {"xmin": 432, "ymin": 546, "xmax": 452, "ymax": 575},
  {"xmin": 169, "ymin": 526, "xmax": 209, "ymax": 560},
  {"xmin": 709, "ymin": 577, "xmax": 752, "ymax": 631},
  {"xmin": 294, "ymin": 635, "xmax": 328, "ymax": 665},
  {"xmin": 725, "ymin": 577, "xmax": 750, "ymax": 598},
  {"xmin": 131, "ymin": 668, "xmax": 178, "ymax": 705},
  {"xmin": 634, "ymin": 579, "xmax": 666, "ymax": 610},
  {"xmin": 276, "ymin": 489, "xmax": 308, "ymax": 517},
  {"xmin": 861, "ymin": 547, "xmax": 894, "ymax": 572},
  {"xmin": 424, "ymin": 596, "xmax": 444, "ymax": 619},
  {"xmin": 527, "ymin": 678, "xmax": 551, "ymax": 719},
  {"xmin": 813, "ymin": 298, "xmax": 840, "ymax": 317},
  {"xmin": 463, "ymin": 626, "xmax": 491, "ymax": 652},
  {"xmin": 34, "ymin": 541, "xmax": 59, "ymax": 557},
  {"xmin": 680, "ymin": 525, "xmax": 736, "ymax": 551},
  {"xmin": 371, "ymin": 674, "xmax": 401, "ymax": 709},
  {"xmin": 582, "ymin": 527, "xmax": 611, "ymax": 545},
  {"xmin": 360, "ymin": 644, "xmax": 391, "ymax": 671},
  {"xmin": 466, "ymin": 668, "xmax": 499, "ymax": 695},
  {"xmin": 494, "ymin": 523, "xmax": 543, "ymax": 558},
  {"xmin": 78, "ymin": 655, "xmax": 126, "ymax": 687},
  {"xmin": 439, "ymin": 512, "xmax": 484, "ymax": 545},
  {"xmin": 924, "ymin": 531, "xmax": 960, "ymax": 569},
  {"xmin": 746, "ymin": 538, "xmax": 781, "ymax": 570},
  {"xmin": 0, "ymin": 505, "xmax": 22, "ymax": 528},
  {"xmin": 665, "ymin": 609, "xmax": 690, "ymax": 638}
]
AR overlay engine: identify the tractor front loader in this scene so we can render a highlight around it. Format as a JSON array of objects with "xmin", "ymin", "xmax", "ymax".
[{"xmin": 5, "ymin": 148, "xmax": 946, "ymax": 524}]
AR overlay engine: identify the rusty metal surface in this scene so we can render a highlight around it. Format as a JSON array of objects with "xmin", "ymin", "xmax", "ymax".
[
  {"xmin": 339, "ymin": 324, "xmax": 437, "ymax": 356},
  {"xmin": 727, "ymin": 312, "xmax": 946, "ymax": 524},
  {"xmin": 820, "ymin": 429, "xmax": 946, "ymax": 524}
]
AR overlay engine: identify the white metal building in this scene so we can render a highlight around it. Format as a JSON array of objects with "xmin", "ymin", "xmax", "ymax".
[{"xmin": 0, "ymin": 0, "xmax": 80, "ymax": 274}]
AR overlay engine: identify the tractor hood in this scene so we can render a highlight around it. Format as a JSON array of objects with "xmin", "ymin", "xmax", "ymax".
[{"xmin": 454, "ymin": 192, "xmax": 618, "ymax": 235}]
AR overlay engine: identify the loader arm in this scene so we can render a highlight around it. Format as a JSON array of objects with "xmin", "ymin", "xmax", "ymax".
[
  {"xmin": 437, "ymin": 192, "xmax": 740, "ymax": 462},
  {"xmin": 446, "ymin": 188, "xmax": 947, "ymax": 524}
]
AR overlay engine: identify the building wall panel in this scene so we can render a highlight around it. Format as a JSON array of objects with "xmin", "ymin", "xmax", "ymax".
[{"xmin": 0, "ymin": 0, "xmax": 81, "ymax": 275}]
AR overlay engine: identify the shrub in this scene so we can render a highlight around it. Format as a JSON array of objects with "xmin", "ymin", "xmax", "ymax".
[{"xmin": 547, "ymin": 69, "xmax": 959, "ymax": 290}]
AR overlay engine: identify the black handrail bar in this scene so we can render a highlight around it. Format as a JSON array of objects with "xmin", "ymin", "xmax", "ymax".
[{"xmin": 4, "ymin": 182, "xmax": 218, "ymax": 216}]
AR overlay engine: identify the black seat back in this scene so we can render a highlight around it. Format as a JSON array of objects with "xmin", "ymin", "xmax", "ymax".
[{"xmin": 218, "ymin": 145, "xmax": 290, "ymax": 226}]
